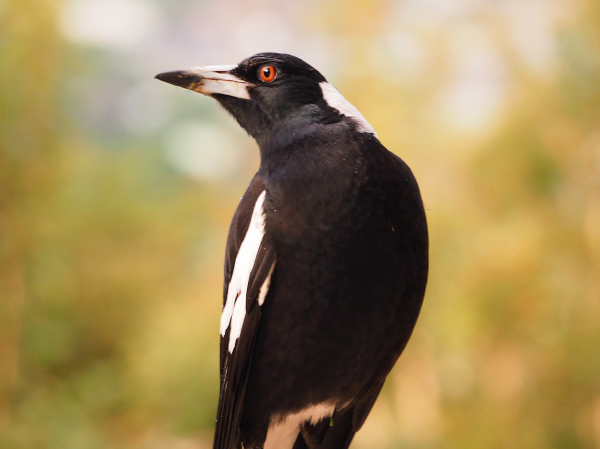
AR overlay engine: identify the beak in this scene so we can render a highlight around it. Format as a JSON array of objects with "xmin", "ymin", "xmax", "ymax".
[{"xmin": 155, "ymin": 65, "xmax": 250, "ymax": 99}]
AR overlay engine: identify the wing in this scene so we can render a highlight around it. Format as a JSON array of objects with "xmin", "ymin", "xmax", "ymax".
[{"xmin": 214, "ymin": 175, "xmax": 276, "ymax": 449}]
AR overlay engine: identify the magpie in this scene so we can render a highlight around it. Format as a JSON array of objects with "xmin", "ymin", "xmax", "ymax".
[{"xmin": 156, "ymin": 53, "xmax": 428, "ymax": 449}]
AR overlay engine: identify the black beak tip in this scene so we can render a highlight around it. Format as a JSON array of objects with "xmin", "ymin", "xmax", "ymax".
[{"xmin": 155, "ymin": 70, "xmax": 202, "ymax": 88}]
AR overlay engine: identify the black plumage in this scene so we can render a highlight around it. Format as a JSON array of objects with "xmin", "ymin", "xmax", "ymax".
[{"xmin": 156, "ymin": 53, "xmax": 428, "ymax": 449}]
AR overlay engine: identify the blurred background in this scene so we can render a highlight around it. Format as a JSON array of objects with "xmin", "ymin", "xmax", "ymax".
[{"xmin": 1, "ymin": 0, "xmax": 599, "ymax": 447}]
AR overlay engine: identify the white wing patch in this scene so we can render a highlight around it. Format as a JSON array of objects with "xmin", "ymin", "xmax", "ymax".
[
  {"xmin": 320, "ymin": 82, "xmax": 377, "ymax": 136},
  {"xmin": 220, "ymin": 190, "xmax": 268, "ymax": 353}
]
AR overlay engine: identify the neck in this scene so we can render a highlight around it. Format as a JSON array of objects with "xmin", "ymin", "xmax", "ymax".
[
  {"xmin": 257, "ymin": 104, "xmax": 346, "ymax": 152},
  {"xmin": 258, "ymin": 122, "xmax": 360, "ymax": 174}
]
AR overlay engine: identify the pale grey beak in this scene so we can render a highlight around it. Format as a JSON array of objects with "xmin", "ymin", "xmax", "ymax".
[{"xmin": 155, "ymin": 65, "xmax": 250, "ymax": 99}]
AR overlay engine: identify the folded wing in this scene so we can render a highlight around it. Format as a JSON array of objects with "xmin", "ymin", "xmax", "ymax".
[{"xmin": 214, "ymin": 176, "xmax": 276, "ymax": 449}]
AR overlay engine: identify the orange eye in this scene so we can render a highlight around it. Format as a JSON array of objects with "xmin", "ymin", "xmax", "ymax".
[{"xmin": 259, "ymin": 65, "xmax": 276, "ymax": 83}]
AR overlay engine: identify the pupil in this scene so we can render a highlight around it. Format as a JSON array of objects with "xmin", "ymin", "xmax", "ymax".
[{"xmin": 263, "ymin": 67, "xmax": 271, "ymax": 78}]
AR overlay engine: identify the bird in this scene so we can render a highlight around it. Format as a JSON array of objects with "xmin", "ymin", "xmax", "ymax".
[{"xmin": 155, "ymin": 53, "xmax": 428, "ymax": 449}]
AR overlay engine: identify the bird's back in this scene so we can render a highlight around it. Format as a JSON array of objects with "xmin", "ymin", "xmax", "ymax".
[{"xmin": 236, "ymin": 130, "xmax": 428, "ymax": 448}]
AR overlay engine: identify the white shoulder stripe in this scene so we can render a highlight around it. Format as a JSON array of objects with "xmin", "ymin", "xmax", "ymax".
[
  {"xmin": 319, "ymin": 82, "xmax": 377, "ymax": 136},
  {"xmin": 220, "ymin": 191, "xmax": 267, "ymax": 353},
  {"xmin": 258, "ymin": 261, "xmax": 275, "ymax": 306}
]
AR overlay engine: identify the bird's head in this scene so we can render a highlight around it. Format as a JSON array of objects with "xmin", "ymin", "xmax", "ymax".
[{"xmin": 156, "ymin": 53, "xmax": 375, "ymax": 149}]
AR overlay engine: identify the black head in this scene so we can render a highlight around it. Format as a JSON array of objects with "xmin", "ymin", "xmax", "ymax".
[{"xmin": 156, "ymin": 52, "xmax": 376, "ymax": 149}]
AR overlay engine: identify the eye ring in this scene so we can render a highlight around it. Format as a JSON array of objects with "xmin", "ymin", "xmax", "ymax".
[{"xmin": 259, "ymin": 65, "xmax": 276, "ymax": 83}]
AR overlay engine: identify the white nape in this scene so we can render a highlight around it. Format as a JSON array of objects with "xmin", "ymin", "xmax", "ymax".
[
  {"xmin": 320, "ymin": 82, "xmax": 377, "ymax": 136},
  {"xmin": 264, "ymin": 403, "xmax": 336, "ymax": 449},
  {"xmin": 220, "ymin": 191, "xmax": 267, "ymax": 353}
]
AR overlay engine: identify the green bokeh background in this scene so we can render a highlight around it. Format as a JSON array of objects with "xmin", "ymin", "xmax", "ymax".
[{"xmin": 1, "ymin": 0, "xmax": 599, "ymax": 448}]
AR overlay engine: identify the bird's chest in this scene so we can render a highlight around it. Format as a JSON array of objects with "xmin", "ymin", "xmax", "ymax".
[
  {"xmin": 261, "ymin": 168, "xmax": 394, "ymax": 305},
  {"xmin": 264, "ymin": 156, "xmax": 368, "ymax": 240},
  {"xmin": 264, "ymin": 168, "xmax": 365, "ymax": 249}
]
